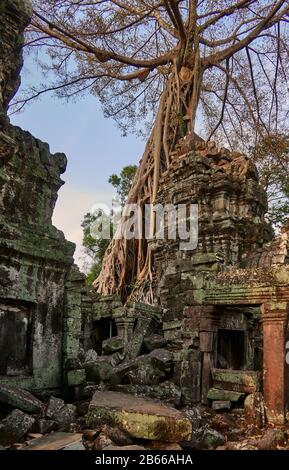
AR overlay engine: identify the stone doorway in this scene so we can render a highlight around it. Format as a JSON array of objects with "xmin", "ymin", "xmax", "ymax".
[
  {"xmin": 217, "ymin": 329, "xmax": 245, "ymax": 370},
  {"xmin": 91, "ymin": 318, "xmax": 117, "ymax": 355},
  {"xmin": 0, "ymin": 300, "xmax": 33, "ymax": 376}
]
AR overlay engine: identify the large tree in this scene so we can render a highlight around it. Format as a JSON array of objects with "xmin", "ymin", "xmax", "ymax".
[
  {"xmin": 82, "ymin": 164, "xmax": 137, "ymax": 284},
  {"xmin": 17, "ymin": 1, "xmax": 289, "ymax": 301}
]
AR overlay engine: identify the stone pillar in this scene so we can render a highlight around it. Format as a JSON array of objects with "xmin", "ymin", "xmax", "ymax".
[
  {"xmin": 199, "ymin": 307, "xmax": 218, "ymax": 404},
  {"xmin": 64, "ymin": 267, "xmax": 86, "ymax": 389},
  {"xmin": 122, "ymin": 303, "xmax": 162, "ymax": 359},
  {"xmin": 261, "ymin": 302, "xmax": 289, "ymax": 424},
  {"xmin": 115, "ymin": 317, "xmax": 135, "ymax": 343}
]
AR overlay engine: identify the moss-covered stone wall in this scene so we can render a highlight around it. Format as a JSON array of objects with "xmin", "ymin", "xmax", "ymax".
[{"xmin": 0, "ymin": 0, "xmax": 75, "ymax": 393}]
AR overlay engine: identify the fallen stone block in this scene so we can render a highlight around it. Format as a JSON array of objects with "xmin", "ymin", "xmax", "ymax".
[
  {"xmin": 62, "ymin": 441, "xmax": 85, "ymax": 450},
  {"xmin": 54, "ymin": 404, "xmax": 77, "ymax": 429},
  {"xmin": 102, "ymin": 336, "xmax": 124, "ymax": 355},
  {"xmin": 0, "ymin": 409, "xmax": 35, "ymax": 446},
  {"xmin": 45, "ymin": 397, "xmax": 76, "ymax": 430},
  {"xmin": 127, "ymin": 363, "xmax": 165, "ymax": 386},
  {"xmin": 212, "ymin": 369, "xmax": 261, "ymax": 393},
  {"xmin": 148, "ymin": 348, "xmax": 172, "ymax": 369},
  {"xmin": 32, "ymin": 418, "xmax": 57, "ymax": 435},
  {"xmin": 112, "ymin": 359, "xmax": 137, "ymax": 384},
  {"xmin": 85, "ymin": 357, "xmax": 114, "ymax": 384},
  {"xmin": 144, "ymin": 334, "xmax": 167, "ymax": 351},
  {"xmin": 45, "ymin": 396, "xmax": 66, "ymax": 419},
  {"xmin": 212, "ymin": 400, "xmax": 231, "ymax": 411},
  {"xmin": 83, "ymin": 349, "xmax": 98, "ymax": 363},
  {"xmin": 0, "ymin": 384, "xmax": 44, "ymax": 414},
  {"xmin": 202, "ymin": 428, "xmax": 226, "ymax": 449},
  {"xmin": 86, "ymin": 391, "xmax": 192, "ymax": 442},
  {"xmin": 23, "ymin": 432, "xmax": 83, "ymax": 450},
  {"xmin": 207, "ymin": 388, "xmax": 245, "ymax": 402},
  {"xmin": 111, "ymin": 382, "xmax": 181, "ymax": 407},
  {"xmin": 114, "ymin": 349, "xmax": 173, "ymax": 386},
  {"xmin": 125, "ymin": 304, "xmax": 161, "ymax": 359}
]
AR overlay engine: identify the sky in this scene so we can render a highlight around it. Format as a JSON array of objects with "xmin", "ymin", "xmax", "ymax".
[{"xmin": 10, "ymin": 56, "xmax": 144, "ymax": 269}]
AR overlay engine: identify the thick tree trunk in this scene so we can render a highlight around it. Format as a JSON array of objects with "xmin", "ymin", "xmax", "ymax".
[{"xmin": 94, "ymin": 62, "xmax": 201, "ymax": 303}]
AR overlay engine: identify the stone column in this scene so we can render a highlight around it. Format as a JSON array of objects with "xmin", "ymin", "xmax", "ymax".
[
  {"xmin": 63, "ymin": 267, "xmax": 86, "ymax": 389},
  {"xmin": 199, "ymin": 307, "xmax": 218, "ymax": 404},
  {"xmin": 261, "ymin": 302, "xmax": 289, "ymax": 424},
  {"xmin": 125, "ymin": 313, "xmax": 157, "ymax": 359},
  {"xmin": 115, "ymin": 317, "xmax": 135, "ymax": 343}
]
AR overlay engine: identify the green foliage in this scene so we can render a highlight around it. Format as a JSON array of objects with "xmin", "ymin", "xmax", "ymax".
[
  {"xmin": 108, "ymin": 165, "xmax": 137, "ymax": 207},
  {"xmin": 86, "ymin": 262, "xmax": 102, "ymax": 286},
  {"xmin": 82, "ymin": 165, "xmax": 137, "ymax": 284},
  {"xmin": 81, "ymin": 210, "xmax": 111, "ymax": 285},
  {"xmin": 251, "ymin": 133, "xmax": 289, "ymax": 228}
]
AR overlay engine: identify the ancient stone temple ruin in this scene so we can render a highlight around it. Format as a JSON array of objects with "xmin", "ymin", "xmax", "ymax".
[
  {"xmin": 151, "ymin": 140, "xmax": 289, "ymax": 424},
  {"xmin": 0, "ymin": 0, "xmax": 75, "ymax": 391},
  {"xmin": 1, "ymin": 0, "xmax": 289, "ymax": 446}
]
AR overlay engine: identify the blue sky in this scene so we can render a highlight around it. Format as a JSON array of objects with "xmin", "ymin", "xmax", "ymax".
[{"xmin": 11, "ymin": 57, "xmax": 144, "ymax": 267}]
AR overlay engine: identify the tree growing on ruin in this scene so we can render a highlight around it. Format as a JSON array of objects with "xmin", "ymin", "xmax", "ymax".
[
  {"xmin": 16, "ymin": 1, "xmax": 289, "ymax": 301},
  {"xmin": 82, "ymin": 165, "xmax": 137, "ymax": 284}
]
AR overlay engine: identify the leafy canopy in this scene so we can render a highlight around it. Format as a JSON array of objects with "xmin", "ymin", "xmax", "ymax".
[{"xmin": 14, "ymin": 1, "xmax": 289, "ymax": 146}]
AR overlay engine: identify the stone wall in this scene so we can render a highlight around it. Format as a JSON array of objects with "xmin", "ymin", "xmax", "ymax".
[
  {"xmin": 153, "ymin": 137, "xmax": 272, "ymax": 302},
  {"xmin": 65, "ymin": 275, "xmax": 163, "ymax": 368},
  {"xmin": 146, "ymin": 137, "xmax": 289, "ymax": 420},
  {"xmin": 0, "ymin": 0, "xmax": 75, "ymax": 393}
]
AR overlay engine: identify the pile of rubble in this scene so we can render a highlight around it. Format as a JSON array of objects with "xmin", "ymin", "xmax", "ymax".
[
  {"xmin": 82, "ymin": 333, "xmax": 176, "ymax": 396},
  {"xmin": 0, "ymin": 328, "xmax": 287, "ymax": 451},
  {"xmin": 0, "ymin": 383, "xmax": 192, "ymax": 450},
  {"xmin": 1, "ymin": 382, "xmax": 289, "ymax": 451}
]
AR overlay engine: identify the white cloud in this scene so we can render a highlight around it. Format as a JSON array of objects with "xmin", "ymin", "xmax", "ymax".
[{"xmin": 52, "ymin": 185, "xmax": 113, "ymax": 268}]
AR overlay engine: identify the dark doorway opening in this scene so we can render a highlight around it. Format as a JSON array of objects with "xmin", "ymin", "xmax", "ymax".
[
  {"xmin": 91, "ymin": 318, "xmax": 117, "ymax": 355},
  {"xmin": 0, "ymin": 300, "xmax": 33, "ymax": 376},
  {"xmin": 217, "ymin": 329, "xmax": 245, "ymax": 370}
]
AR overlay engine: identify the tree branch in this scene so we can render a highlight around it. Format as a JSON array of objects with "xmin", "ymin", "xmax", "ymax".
[
  {"xmin": 33, "ymin": 10, "xmax": 175, "ymax": 69},
  {"xmin": 203, "ymin": 0, "xmax": 289, "ymax": 67},
  {"xmin": 207, "ymin": 58, "xmax": 230, "ymax": 141}
]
